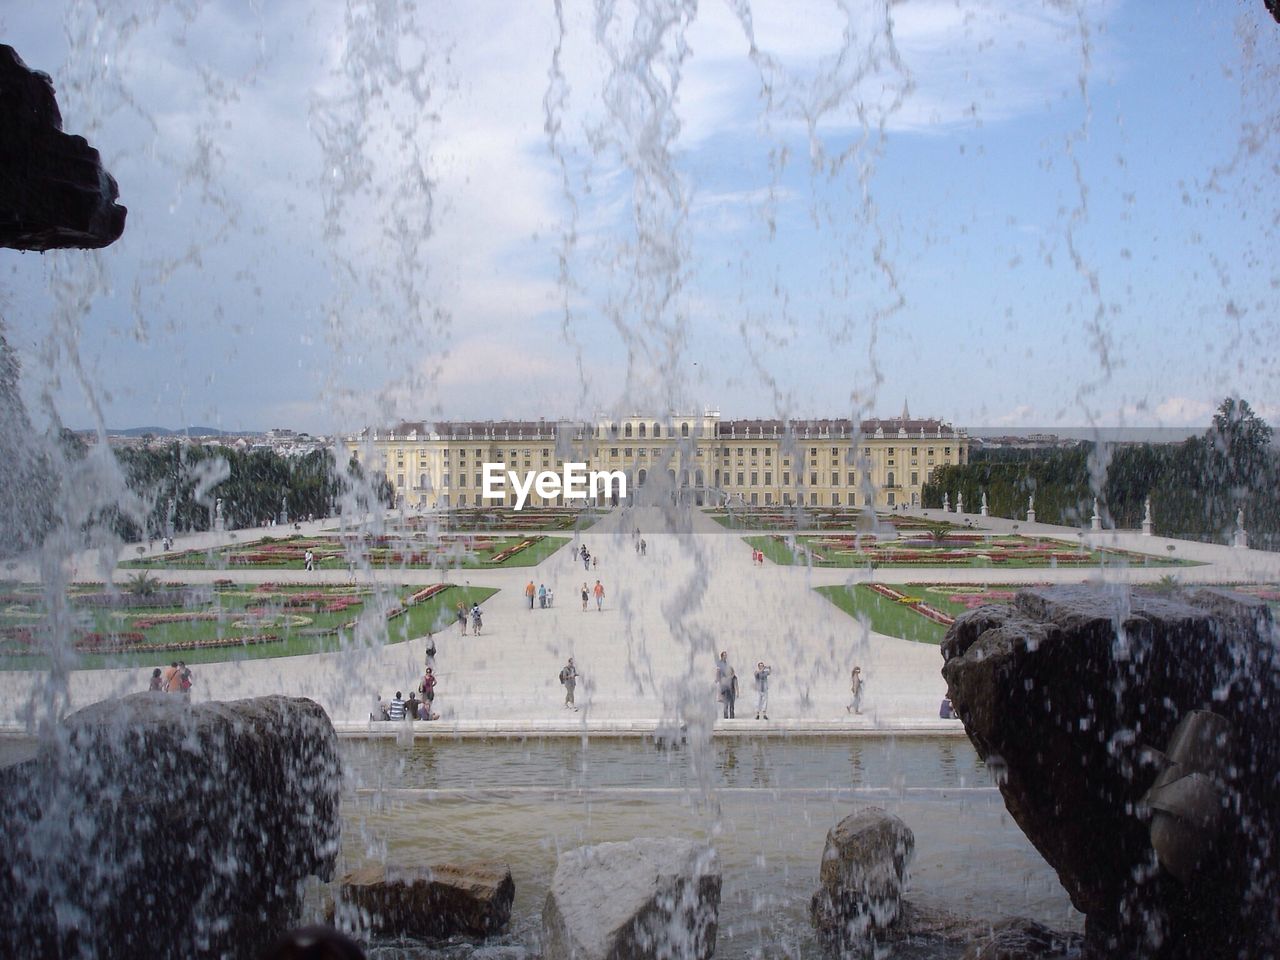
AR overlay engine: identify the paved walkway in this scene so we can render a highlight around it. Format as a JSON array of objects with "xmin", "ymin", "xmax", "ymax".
[{"xmin": 2, "ymin": 506, "xmax": 1276, "ymax": 735}]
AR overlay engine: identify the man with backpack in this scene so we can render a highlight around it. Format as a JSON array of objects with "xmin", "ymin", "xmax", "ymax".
[{"xmin": 559, "ymin": 657, "xmax": 579, "ymax": 711}]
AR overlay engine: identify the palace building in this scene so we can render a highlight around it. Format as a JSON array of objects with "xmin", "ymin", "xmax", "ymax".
[{"xmin": 343, "ymin": 406, "xmax": 969, "ymax": 510}]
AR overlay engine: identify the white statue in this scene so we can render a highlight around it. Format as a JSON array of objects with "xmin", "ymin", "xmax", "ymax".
[
  {"xmin": 1142, "ymin": 496, "xmax": 1153, "ymax": 536},
  {"xmin": 1091, "ymin": 496, "xmax": 1102, "ymax": 531},
  {"xmin": 1026, "ymin": 494, "xmax": 1036, "ymax": 524},
  {"xmin": 956, "ymin": 493, "xmax": 964, "ymax": 515},
  {"xmin": 980, "ymin": 491, "xmax": 989, "ymax": 516},
  {"xmin": 942, "ymin": 492, "xmax": 950, "ymax": 512}
]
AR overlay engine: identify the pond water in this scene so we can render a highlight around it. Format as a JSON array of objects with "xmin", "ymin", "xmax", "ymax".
[{"xmin": 339, "ymin": 736, "xmax": 1081, "ymax": 959}]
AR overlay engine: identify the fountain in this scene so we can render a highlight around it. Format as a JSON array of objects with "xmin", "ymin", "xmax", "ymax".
[{"xmin": 3, "ymin": 3, "xmax": 1279, "ymax": 959}]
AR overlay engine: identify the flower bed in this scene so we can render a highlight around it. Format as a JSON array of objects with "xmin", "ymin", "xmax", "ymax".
[
  {"xmin": 489, "ymin": 536, "xmax": 544, "ymax": 564},
  {"xmin": 408, "ymin": 583, "xmax": 449, "ymax": 605}
]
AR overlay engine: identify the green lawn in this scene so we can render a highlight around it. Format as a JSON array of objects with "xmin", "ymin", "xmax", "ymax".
[
  {"xmin": 816, "ymin": 584, "xmax": 949, "ymax": 644},
  {"xmin": 0, "ymin": 583, "xmax": 498, "ymax": 670}
]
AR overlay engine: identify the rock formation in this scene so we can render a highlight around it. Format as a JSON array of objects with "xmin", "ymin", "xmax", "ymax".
[
  {"xmin": 0, "ymin": 694, "xmax": 341, "ymax": 960},
  {"xmin": 959, "ymin": 918, "xmax": 1083, "ymax": 960},
  {"xmin": 942, "ymin": 586, "xmax": 1280, "ymax": 959},
  {"xmin": 0, "ymin": 44, "xmax": 127, "ymax": 250},
  {"xmin": 334, "ymin": 862, "xmax": 514, "ymax": 939},
  {"xmin": 542, "ymin": 838, "xmax": 720, "ymax": 960},
  {"xmin": 810, "ymin": 807, "xmax": 914, "ymax": 953}
]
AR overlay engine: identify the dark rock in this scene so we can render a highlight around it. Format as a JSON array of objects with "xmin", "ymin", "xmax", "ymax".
[
  {"xmin": 334, "ymin": 862, "xmax": 514, "ymax": 939},
  {"xmin": 959, "ymin": 917, "xmax": 1083, "ymax": 960},
  {"xmin": 542, "ymin": 838, "xmax": 720, "ymax": 960},
  {"xmin": 941, "ymin": 585, "xmax": 1280, "ymax": 959},
  {"xmin": 0, "ymin": 44, "xmax": 127, "ymax": 250},
  {"xmin": 809, "ymin": 807, "xmax": 914, "ymax": 954},
  {"xmin": 0, "ymin": 694, "xmax": 341, "ymax": 960},
  {"xmin": 891, "ymin": 900, "xmax": 990, "ymax": 945}
]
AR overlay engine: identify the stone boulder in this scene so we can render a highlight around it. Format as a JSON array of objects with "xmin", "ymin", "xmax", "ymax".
[
  {"xmin": 941, "ymin": 586, "xmax": 1280, "ymax": 959},
  {"xmin": 959, "ymin": 918, "xmax": 1083, "ymax": 960},
  {"xmin": 542, "ymin": 838, "xmax": 720, "ymax": 960},
  {"xmin": 334, "ymin": 862, "xmax": 514, "ymax": 938},
  {"xmin": 0, "ymin": 44, "xmax": 127, "ymax": 250},
  {"xmin": 0, "ymin": 693, "xmax": 341, "ymax": 960},
  {"xmin": 809, "ymin": 807, "xmax": 914, "ymax": 953}
]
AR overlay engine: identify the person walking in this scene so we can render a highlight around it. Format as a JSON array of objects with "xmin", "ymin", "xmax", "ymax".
[
  {"xmin": 592, "ymin": 579, "xmax": 605, "ymax": 611},
  {"xmin": 847, "ymin": 666, "xmax": 864, "ymax": 715},
  {"xmin": 581, "ymin": 582, "xmax": 589, "ymax": 612},
  {"xmin": 525, "ymin": 580, "xmax": 536, "ymax": 610},
  {"xmin": 582, "ymin": 548, "xmax": 591, "ymax": 572},
  {"xmin": 538, "ymin": 583, "xmax": 547, "ymax": 609},
  {"xmin": 716, "ymin": 652, "xmax": 736, "ymax": 719},
  {"xmin": 178, "ymin": 661, "xmax": 193, "ymax": 700},
  {"xmin": 559, "ymin": 657, "xmax": 579, "ymax": 711},
  {"xmin": 148, "ymin": 668, "xmax": 163, "ymax": 691},
  {"xmin": 640, "ymin": 538, "xmax": 646, "ymax": 557},
  {"xmin": 754, "ymin": 661, "xmax": 771, "ymax": 720},
  {"xmin": 456, "ymin": 601, "xmax": 467, "ymax": 636},
  {"xmin": 470, "ymin": 602, "xmax": 483, "ymax": 635}
]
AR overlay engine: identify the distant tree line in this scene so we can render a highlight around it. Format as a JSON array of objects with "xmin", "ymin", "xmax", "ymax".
[
  {"xmin": 109, "ymin": 443, "xmax": 394, "ymax": 542},
  {"xmin": 923, "ymin": 399, "xmax": 1280, "ymax": 550}
]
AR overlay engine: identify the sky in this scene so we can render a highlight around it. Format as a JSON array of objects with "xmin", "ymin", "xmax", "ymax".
[{"xmin": 2, "ymin": 0, "xmax": 1278, "ymax": 436}]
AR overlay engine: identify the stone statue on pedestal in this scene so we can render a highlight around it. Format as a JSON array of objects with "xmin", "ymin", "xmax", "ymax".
[
  {"xmin": 1142, "ymin": 497, "xmax": 1153, "ymax": 537},
  {"xmin": 1091, "ymin": 497, "xmax": 1102, "ymax": 532},
  {"xmin": 980, "ymin": 491, "xmax": 989, "ymax": 516}
]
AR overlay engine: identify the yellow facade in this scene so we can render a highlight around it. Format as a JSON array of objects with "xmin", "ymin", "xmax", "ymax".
[{"xmin": 343, "ymin": 412, "xmax": 968, "ymax": 510}]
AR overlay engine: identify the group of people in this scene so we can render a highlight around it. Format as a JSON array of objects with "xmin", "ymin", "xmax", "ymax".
[
  {"xmin": 581, "ymin": 580, "xmax": 605, "ymax": 611},
  {"xmin": 576, "ymin": 544, "xmax": 598, "ymax": 570},
  {"xmin": 750, "ymin": 547, "xmax": 766, "ymax": 566},
  {"xmin": 376, "ymin": 642, "xmax": 441, "ymax": 721},
  {"xmin": 713, "ymin": 654, "xmax": 866, "ymax": 720},
  {"xmin": 631, "ymin": 528, "xmax": 648, "ymax": 556},
  {"xmin": 524, "ymin": 582, "xmax": 555, "ymax": 609},
  {"xmin": 148, "ymin": 660, "xmax": 193, "ymax": 696},
  {"xmin": 715, "ymin": 652, "xmax": 774, "ymax": 720},
  {"xmin": 455, "ymin": 600, "xmax": 484, "ymax": 635}
]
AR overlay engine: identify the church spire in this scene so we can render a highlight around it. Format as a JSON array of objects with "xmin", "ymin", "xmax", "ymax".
[{"xmin": 901, "ymin": 397, "xmax": 910, "ymax": 421}]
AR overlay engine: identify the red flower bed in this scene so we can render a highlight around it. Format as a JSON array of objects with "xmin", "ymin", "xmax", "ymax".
[
  {"xmin": 133, "ymin": 613, "xmax": 221, "ymax": 628},
  {"xmin": 78, "ymin": 632, "xmax": 148, "ymax": 650},
  {"xmin": 489, "ymin": 536, "xmax": 544, "ymax": 563},
  {"xmin": 408, "ymin": 584, "xmax": 449, "ymax": 605}
]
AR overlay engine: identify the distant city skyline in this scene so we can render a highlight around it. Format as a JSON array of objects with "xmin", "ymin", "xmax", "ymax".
[{"xmin": 4, "ymin": 2, "xmax": 1278, "ymax": 437}]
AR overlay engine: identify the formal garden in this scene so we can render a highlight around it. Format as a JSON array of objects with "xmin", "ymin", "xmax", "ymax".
[
  {"xmin": 709, "ymin": 508, "xmax": 950, "ymax": 531},
  {"xmin": 748, "ymin": 532, "xmax": 1194, "ymax": 569},
  {"xmin": 819, "ymin": 580, "xmax": 1280, "ymax": 645},
  {"xmin": 0, "ymin": 578, "xmax": 497, "ymax": 669},
  {"xmin": 393, "ymin": 506, "xmax": 602, "ymax": 532},
  {"xmin": 123, "ymin": 533, "xmax": 569, "ymax": 570},
  {"xmin": 816, "ymin": 582, "xmax": 1021, "ymax": 644}
]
